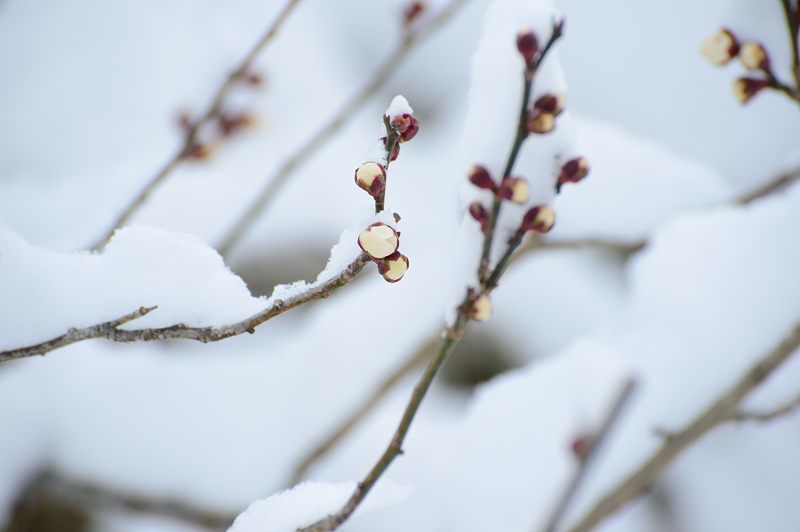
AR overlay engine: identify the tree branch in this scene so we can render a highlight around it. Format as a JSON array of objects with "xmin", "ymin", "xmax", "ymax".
[
  {"xmin": 90, "ymin": 0, "xmax": 303, "ymax": 251},
  {"xmin": 539, "ymin": 378, "xmax": 636, "ymax": 532},
  {"xmin": 566, "ymin": 322, "xmax": 800, "ymax": 532},
  {"xmin": 0, "ymin": 254, "xmax": 370, "ymax": 364},
  {"xmin": 216, "ymin": 0, "xmax": 470, "ymax": 255},
  {"xmin": 732, "ymin": 389, "xmax": 800, "ymax": 423}
]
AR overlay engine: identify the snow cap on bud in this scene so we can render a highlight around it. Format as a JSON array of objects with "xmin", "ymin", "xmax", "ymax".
[
  {"xmin": 468, "ymin": 293, "xmax": 492, "ymax": 322},
  {"xmin": 527, "ymin": 111, "xmax": 555, "ymax": 134},
  {"xmin": 392, "ymin": 113, "xmax": 420, "ymax": 142},
  {"xmin": 468, "ymin": 165, "xmax": 496, "ymax": 191},
  {"xmin": 358, "ymin": 223, "xmax": 400, "ymax": 259},
  {"xmin": 732, "ymin": 77, "xmax": 769, "ymax": 104},
  {"xmin": 700, "ymin": 28, "xmax": 739, "ymax": 66},
  {"xmin": 498, "ymin": 177, "xmax": 529, "ymax": 204},
  {"xmin": 534, "ymin": 93, "xmax": 566, "ymax": 117},
  {"xmin": 516, "ymin": 28, "xmax": 539, "ymax": 63},
  {"xmin": 355, "ymin": 162, "xmax": 387, "ymax": 197},
  {"xmin": 378, "ymin": 251, "xmax": 410, "ymax": 283},
  {"xmin": 522, "ymin": 205, "xmax": 555, "ymax": 233},
  {"xmin": 468, "ymin": 202, "xmax": 489, "ymax": 232},
  {"xmin": 739, "ymin": 42, "xmax": 769, "ymax": 71},
  {"xmin": 557, "ymin": 157, "xmax": 590, "ymax": 190}
]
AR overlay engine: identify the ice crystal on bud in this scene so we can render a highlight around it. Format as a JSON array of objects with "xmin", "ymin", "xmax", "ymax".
[
  {"xmin": 557, "ymin": 157, "xmax": 590, "ymax": 191},
  {"xmin": 378, "ymin": 251, "xmax": 410, "ymax": 283},
  {"xmin": 527, "ymin": 111, "xmax": 555, "ymax": 134},
  {"xmin": 498, "ymin": 177, "xmax": 529, "ymax": 204},
  {"xmin": 739, "ymin": 42, "xmax": 769, "ymax": 71},
  {"xmin": 516, "ymin": 29, "xmax": 539, "ymax": 63},
  {"xmin": 468, "ymin": 293, "xmax": 492, "ymax": 322},
  {"xmin": 700, "ymin": 28, "xmax": 739, "ymax": 66},
  {"xmin": 358, "ymin": 223, "xmax": 400, "ymax": 259},
  {"xmin": 468, "ymin": 202, "xmax": 489, "ymax": 232},
  {"xmin": 732, "ymin": 77, "xmax": 769, "ymax": 105},
  {"xmin": 468, "ymin": 165, "xmax": 496, "ymax": 191},
  {"xmin": 533, "ymin": 93, "xmax": 565, "ymax": 117},
  {"xmin": 355, "ymin": 162, "xmax": 387, "ymax": 198},
  {"xmin": 522, "ymin": 205, "xmax": 555, "ymax": 233}
]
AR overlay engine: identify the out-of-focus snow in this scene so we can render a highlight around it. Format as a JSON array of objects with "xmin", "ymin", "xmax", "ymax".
[
  {"xmin": 551, "ymin": 116, "xmax": 733, "ymax": 244},
  {"xmin": 229, "ymin": 481, "xmax": 409, "ymax": 532}
]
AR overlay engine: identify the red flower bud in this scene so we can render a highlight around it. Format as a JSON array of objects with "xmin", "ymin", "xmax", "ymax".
[
  {"xmin": 739, "ymin": 42, "xmax": 770, "ymax": 71},
  {"xmin": 700, "ymin": 28, "xmax": 740, "ymax": 66},
  {"xmin": 358, "ymin": 223, "xmax": 400, "ymax": 259},
  {"xmin": 403, "ymin": 1, "xmax": 425, "ymax": 26},
  {"xmin": 468, "ymin": 202, "xmax": 489, "ymax": 232},
  {"xmin": 522, "ymin": 205, "xmax": 555, "ymax": 233},
  {"xmin": 527, "ymin": 110, "xmax": 555, "ymax": 134},
  {"xmin": 468, "ymin": 165, "xmax": 496, "ymax": 191},
  {"xmin": 557, "ymin": 157, "xmax": 590, "ymax": 191},
  {"xmin": 732, "ymin": 77, "xmax": 769, "ymax": 105},
  {"xmin": 570, "ymin": 433, "xmax": 593, "ymax": 461},
  {"xmin": 382, "ymin": 136, "xmax": 401, "ymax": 161},
  {"xmin": 377, "ymin": 251, "xmax": 410, "ymax": 283},
  {"xmin": 498, "ymin": 177, "xmax": 529, "ymax": 204},
  {"xmin": 355, "ymin": 162, "xmax": 387, "ymax": 198},
  {"xmin": 516, "ymin": 29, "xmax": 540, "ymax": 63},
  {"xmin": 391, "ymin": 113, "xmax": 420, "ymax": 142},
  {"xmin": 218, "ymin": 112, "xmax": 254, "ymax": 137},
  {"xmin": 533, "ymin": 93, "xmax": 566, "ymax": 117}
]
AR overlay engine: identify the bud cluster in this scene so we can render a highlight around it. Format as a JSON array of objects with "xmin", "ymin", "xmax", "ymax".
[
  {"xmin": 527, "ymin": 93, "xmax": 566, "ymax": 135},
  {"xmin": 467, "ymin": 166, "xmax": 532, "ymax": 233},
  {"xmin": 700, "ymin": 27, "xmax": 780, "ymax": 105},
  {"xmin": 357, "ymin": 223, "xmax": 410, "ymax": 283}
]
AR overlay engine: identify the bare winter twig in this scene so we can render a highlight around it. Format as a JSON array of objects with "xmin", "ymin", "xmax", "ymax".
[
  {"xmin": 216, "ymin": 0, "xmax": 470, "ymax": 255},
  {"xmin": 90, "ymin": 0, "xmax": 303, "ymax": 251},
  {"xmin": 732, "ymin": 389, "xmax": 800, "ymax": 423},
  {"xmin": 566, "ymin": 322, "xmax": 800, "ymax": 532}
]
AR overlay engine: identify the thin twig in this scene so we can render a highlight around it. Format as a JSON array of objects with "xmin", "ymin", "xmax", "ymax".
[
  {"xmin": 738, "ymin": 164, "xmax": 800, "ymax": 205},
  {"xmin": 90, "ymin": 0, "xmax": 303, "ymax": 251},
  {"xmin": 732, "ymin": 389, "xmax": 800, "ymax": 423},
  {"xmin": 0, "ymin": 254, "xmax": 370, "ymax": 364},
  {"xmin": 297, "ymin": 20, "xmax": 565, "ymax": 532},
  {"xmin": 539, "ymin": 379, "xmax": 636, "ymax": 532},
  {"xmin": 286, "ymin": 333, "xmax": 439, "ymax": 486},
  {"xmin": 566, "ymin": 322, "xmax": 800, "ymax": 532},
  {"xmin": 780, "ymin": 0, "xmax": 800, "ymax": 90},
  {"xmin": 216, "ymin": 0, "xmax": 470, "ymax": 255}
]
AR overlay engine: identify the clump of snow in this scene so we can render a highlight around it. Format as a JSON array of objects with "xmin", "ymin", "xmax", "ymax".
[
  {"xmin": 0, "ymin": 224, "xmax": 266, "ymax": 350},
  {"xmin": 385, "ymin": 94, "xmax": 414, "ymax": 120},
  {"xmin": 550, "ymin": 116, "xmax": 734, "ymax": 244},
  {"xmin": 229, "ymin": 481, "xmax": 410, "ymax": 532}
]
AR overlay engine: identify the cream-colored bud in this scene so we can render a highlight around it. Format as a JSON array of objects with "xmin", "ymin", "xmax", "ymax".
[
  {"xmin": 527, "ymin": 111, "xmax": 555, "ymax": 134},
  {"xmin": 700, "ymin": 29, "xmax": 738, "ymax": 66},
  {"xmin": 499, "ymin": 177, "xmax": 529, "ymax": 204},
  {"xmin": 354, "ymin": 162, "xmax": 386, "ymax": 197},
  {"xmin": 358, "ymin": 223, "xmax": 399, "ymax": 259},
  {"xmin": 739, "ymin": 42, "xmax": 768, "ymax": 71},
  {"xmin": 378, "ymin": 252, "xmax": 409, "ymax": 283},
  {"xmin": 469, "ymin": 293, "xmax": 492, "ymax": 322}
]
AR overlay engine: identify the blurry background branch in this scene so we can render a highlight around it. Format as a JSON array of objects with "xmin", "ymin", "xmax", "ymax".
[
  {"xmin": 567, "ymin": 322, "xmax": 800, "ymax": 532},
  {"xmin": 216, "ymin": 0, "xmax": 470, "ymax": 255},
  {"xmin": 90, "ymin": 0, "xmax": 304, "ymax": 251},
  {"xmin": 732, "ymin": 389, "xmax": 800, "ymax": 423}
]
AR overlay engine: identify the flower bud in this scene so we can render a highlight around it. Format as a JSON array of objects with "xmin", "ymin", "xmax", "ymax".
[
  {"xmin": 468, "ymin": 165, "xmax": 496, "ymax": 191},
  {"xmin": 700, "ymin": 28, "xmax": 739, "ymax": 66},
  {"xmin": 358, "ymin": 223, "xmax": 400, "ymax": 259},
  {"xmin": 498, "ymin": 177, "xmax": 529, "ymax": 204},
  {"xmin": 570, "ymin": 433, "xmax": 593, "ymax": 461},
  {"xmin": 527, "ymin": 110, "xmax": 555, "ymax": 134},
  {"xmin": 739, "ymin": 41, "xmax": 770, "ymax": 71},
  {"xmin": 468, "ymin": 202, "xmax": 489, "ymax": 232},
  {"xmin": 732, "ymin": 77, "xmax": 769, "ymax": 105},
  {"xmin": 392, "ymin": 113, "xmax": 420, "ymax": 142},
  {"xmin": 403, "ymin": 1, "xmax": 425, "ymax": 26},
  {"xmin": 516, "ymin": 29, "xmax": 539, "ymax": 63},
  {"xmin": 468, "ymin": 293, "xmax": 492, "ymax": 322},
  {"xmin": 533, "ymin": 93, "xmax": 566, "ymax": 117},
  {"xmin": 557, "ymin": 157, "xmax": 590, "ymax": 191},
  {"xmin": 383, "ymin": 136, "xmax": 400, "ymax": 161},
  {"xmin": 377, "ymin": 251, "xmax": 410, "ymax": 283},
  {"xmin": 218, "ymin": 112, "xmax": 253, "ymax": 137},
  {"xmin": 184, "ymin": 143, "xmax": 211, "ymax": 160},
  {"xmin": 522, "ymin": 205, "xmax": 555, "ymax": 233},
  {"xmin": 354, "ymin": 162, "xmax": 387, "ymax": 198}
]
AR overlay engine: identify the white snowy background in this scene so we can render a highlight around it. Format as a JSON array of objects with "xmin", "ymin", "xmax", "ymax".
[{"xmin": 1, "ymin": 0, "xmax": 799, "ymax": 531}]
